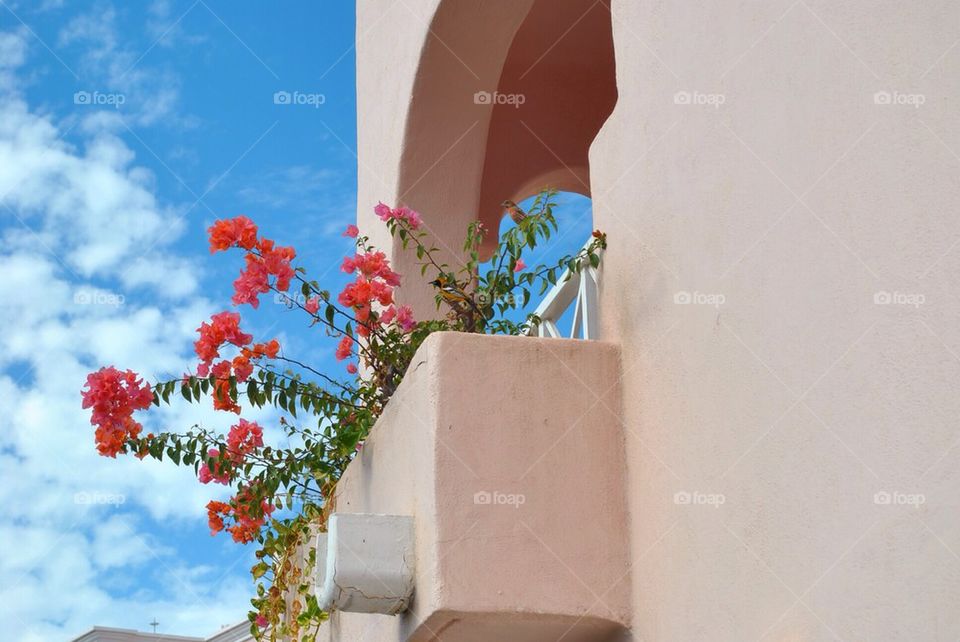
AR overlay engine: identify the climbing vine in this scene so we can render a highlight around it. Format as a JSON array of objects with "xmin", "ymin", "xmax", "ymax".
[{"xmin": 81, "ymin": 189, "xmax": 606, "ymax": 639}]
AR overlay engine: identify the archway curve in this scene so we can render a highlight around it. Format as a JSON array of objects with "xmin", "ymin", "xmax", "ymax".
[
  {"xmin": 474, "ymin": 0, "xmax": 617, "ymax": 254},
  {"xmin": 391, "ymin": 0, "xmax": 617, "ymax": 312}
]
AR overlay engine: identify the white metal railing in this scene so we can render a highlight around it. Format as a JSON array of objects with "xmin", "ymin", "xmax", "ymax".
[{"xmin": 528, "ymin": 238, "xmax": 601, "ymax": 340}]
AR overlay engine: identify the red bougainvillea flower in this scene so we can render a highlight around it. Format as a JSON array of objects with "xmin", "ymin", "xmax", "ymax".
[
  {"xmin": 231, "ymin": 354, "xmax": 253, "ymax": 382},
  {"xmin": 210, "ymin": 360, "xmax": 241, "ymax": 414},
  {"xmin": 206, "ymin": 485, "xmax": 275, "ymax": 543},
  {"xmin": 206, "ymin": 500, "xmax": 229, "ymax": 535},
  {"xmin": 374, "ymin": 202, "xmax": 422, "ymax": 230},
  {"xmin": 253, "ymin": 339, "xmax": 281, "ymax": 359},
  {"xmin": 226, "ymin": 419, "xmax": 264, "ymax": 462},
  {"xmin": 346, "ymin": 363, "xmax": 358, "ymax": 375},
  {"xmin": 335, "ymin": 336, "xmax": 353, "ymax": 361},
  {"xmin": 208, "ymin": 216, "xmax": 258, "ymax": 253},
  {"xmin": 231, "ymin": 241, "xmax": 296, "ymax": 308},
  {"xmin": 304, "ymin": 296, "xmax": 320, "ymax": 315},
  {"xmin": 341, "ymin": 251, "xmax": 401, "ymax": 286},
  {"xmin": 514, "ymin": 258, "xmax": 527, "ymax": 272},
  {"xmin": 232, "ymin": 255, "xmax": 270, "ymax": 307},
  {"xmin": 195, "ymin": 312, "xmax": 253, "ymax": 366},
  {"xmin": 257, "ymin": 239, "xmax": 296, "ymax": 290},
  {"xmin": 342, "ymin": 224, "xmax": 359, "ymax": 238},
  {"xmin": 82, "ymin": 367, "xmax": 154, "ymax": 457},
  {"xmin": 198, "ymin": 447, "xmax": 232, "ymax": 485},
  {"xmin": 208, "ymin": 217, "xmax": 297, "ymax": 308},
  {"xmin": 193, "ymin": 314, "xmax": 278, "ymax": 404},
  {"xmin": 337, "ymin": 277, "xmax": 393, "ymax": 309}
]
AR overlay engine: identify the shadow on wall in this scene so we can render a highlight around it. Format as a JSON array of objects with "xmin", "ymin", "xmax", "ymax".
[
  {"xmin": 477, "ymin": 0, "xmax": 617, "ymax": 248},
  {"xmin": 400, "ymin": 0, "xmax": 617, "ymax": 257}
]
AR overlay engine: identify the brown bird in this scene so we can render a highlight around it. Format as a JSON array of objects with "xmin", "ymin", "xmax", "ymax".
[{"xmin": 500, "ymin": 199, "xmax": 527, "ymax": 225}]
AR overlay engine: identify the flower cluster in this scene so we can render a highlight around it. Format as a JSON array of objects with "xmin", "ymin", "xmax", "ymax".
[
  {"xmin": 81, "ymin": 367, "xmax": 154, "ymax": 457},
  {"xmin": 374, "ymin": 202, "xmax": 422, "ymax": 229},
  {"xmin": 208, "ymin": 215, "xmax": 258, "ymax": 252},
  {"xmin": 193, "ymin": 311, "xmax": 279, "ymax": 413},
  {"xmin": 80, "ymin": 190, "xmax": 606, "ymax": 640},
  {"xmin": 195, "ymin": 311, "xmax": 252, "ymax": 374},
  {"xmin": 380, "ymin": 303, "xmax": 415, "ymax": 332},
  {"xmin": 198, "ymin": 419, "xmax": 265, "ymax": 485},
  {"xmin": 333, "ymin": 210, "xmax": 419, "ymax": 373},
  {"xmin": 207, "ymin": 484, "xmax": 274, "ymax": 543},
  {"xmin": 209, "ymin": 216, "xmax": 297, "ymax": 308},
  {"xmin": 198, "ymin": 448, "xmax": 231, "ymax": 484},
  {"xmin": 227, "ymin": 418, "xmax": 264, "ymax": 461}
]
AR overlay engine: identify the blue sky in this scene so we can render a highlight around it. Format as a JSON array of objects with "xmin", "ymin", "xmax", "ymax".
[{"xmin": 0, "ymin": 2, "xmax": 591, "ymax": 639}]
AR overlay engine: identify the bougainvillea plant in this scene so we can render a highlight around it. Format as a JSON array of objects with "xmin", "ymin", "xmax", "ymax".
[{"xmin": 80, "ymin": 190, "xmax": 605, "ymax": 640}]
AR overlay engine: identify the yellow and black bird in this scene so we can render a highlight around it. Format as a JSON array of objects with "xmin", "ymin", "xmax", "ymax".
[
  {"xmin": 500, "ymin": 199, "xmax": 527, "ymax": 225},
  {"xmin": 429, "ymin": 275, "xmax": 470, "ymax": 307}
]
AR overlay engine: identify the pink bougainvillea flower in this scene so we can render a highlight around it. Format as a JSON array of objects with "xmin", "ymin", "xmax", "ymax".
[
  {"xmin": 346, "ymin": 363, "xmax": 358, "ymax": 375},
  {"xmin": 255, "ymin": 615, "xmax": 269, "ymax": 628},
  {"xmin": 514, "ymin": 258, "xmax": 527, "ymax": 272},
  {"xmin": 397, "ymin": 206, "xmax": 422, "ymax": 230},
  {"xmin": 304, "ymin": 296, "xmax": 320, "ymax": 315},
  {"xmin": 394, "ymin": 305, "xmax": 415, "ymax": 332},
  {"xmin": 342, "ymin": 224, "xmax": 359, "ymax": 238},
  {"xmin": 382, "ymin": 304, "xmax": 415, "ymax": 332},
  {"xmin": 335, "ymin": 335, "xmax": 353, "ymax": 361},
  {"xmin": 214, "ymin": 221, "xmax": 297, "ymax": 307},
  {"xmin": 374, "ymin": 202, "xmax": 422, "ymax": 230},
  {"xmin": 374, "ymin": 202, "xmax": 392, "ymax": 222},
  {"xmin": 232, "ymin": 255, "xmax": 270, "ymax": 307},
  {"xmin": 81, "ymin": 366, "xmax": 154, "ymax": 457},
  {"xmin": 340, "ymin": 255, "xmax": 357, "ymax": 274},
  {"xmin": 198, "ymin": 447, "xmax": 231, "ymax": 485},
  {"xmin": 226, "ymin": 419, "xmax": 264, "ymax": 463}
]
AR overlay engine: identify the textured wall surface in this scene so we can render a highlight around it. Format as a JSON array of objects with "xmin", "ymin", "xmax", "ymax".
[
  {"xmin": 593, "ymin": 1, "xmax": 960, "ymax": 640},
  {"xmin": 321, "ymin": 333, "xmax": 629, "ymax": 642},
  {"xmin": 351, "ymin": 1, "xmax": 960, "ymax": 640}
]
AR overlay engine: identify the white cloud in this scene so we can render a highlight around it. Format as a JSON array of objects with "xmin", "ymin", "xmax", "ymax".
[
  {"xmin": 57, "ymin": 2, "xmax": 187, "ymax": 127},
  {"xmin": 0, "ymin": 93, "xmax": 195, "ymax": 289},
  {"xmin": 0, "ymin": 29, "xmax": 258, "ymax": 640}
]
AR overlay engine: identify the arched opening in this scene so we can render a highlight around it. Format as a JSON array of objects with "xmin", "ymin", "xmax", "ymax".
[
  {"xmin": 488, "ymin": 190, "xmax": 599, "ymax": 339},
  {"xmin": 475, "ymin": 0, "xmax": 617, "ymax": 256},
  {"xmin": 387, "ymin": 0, "xmax": 617, "ymax": 316}
]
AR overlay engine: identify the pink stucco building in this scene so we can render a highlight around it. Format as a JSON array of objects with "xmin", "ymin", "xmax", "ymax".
[{"xmin": 316, "ymin": 1, "xmax": 960, "ymax": 640}]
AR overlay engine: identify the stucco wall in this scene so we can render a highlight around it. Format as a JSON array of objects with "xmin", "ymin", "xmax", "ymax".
[
  {"xmin": 593, "ymin": 1, "xmax": 960, "ymax": 639},
  {"xmin": 354, "ymin": 1, "xmax": 960, "ymax": 640}
]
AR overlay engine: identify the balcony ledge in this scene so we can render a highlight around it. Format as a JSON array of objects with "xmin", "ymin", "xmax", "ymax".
[{"xmin": 315, "ymin": 332, "xmax": 630, "ymax": 642}]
